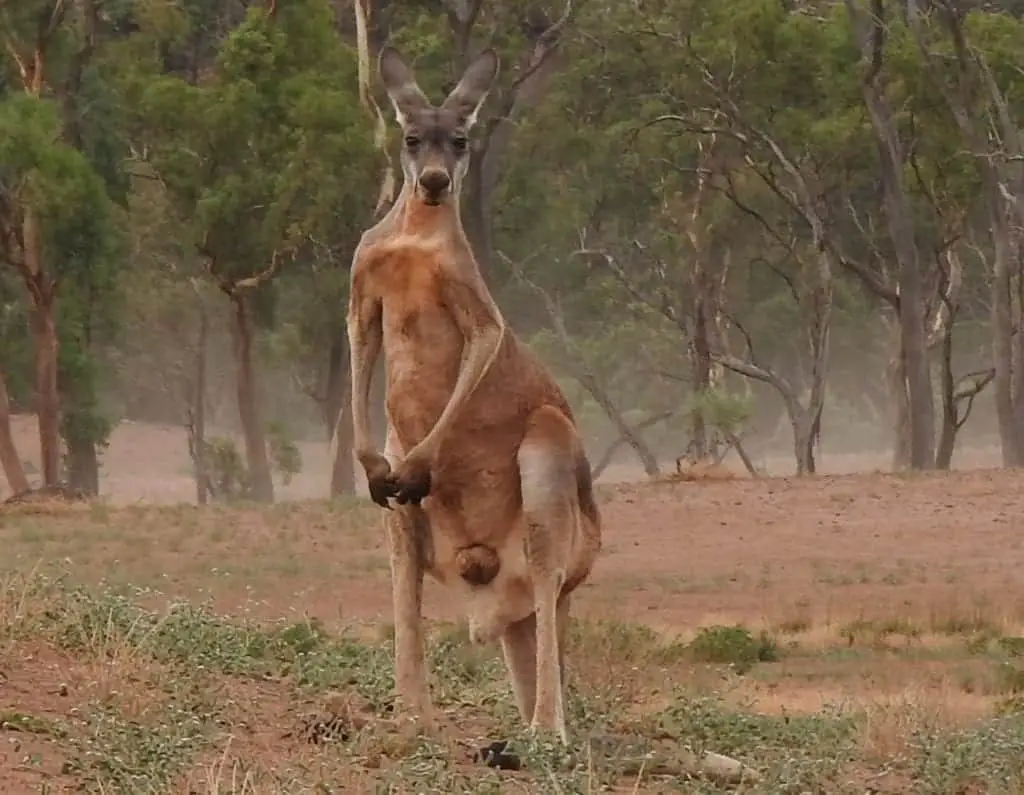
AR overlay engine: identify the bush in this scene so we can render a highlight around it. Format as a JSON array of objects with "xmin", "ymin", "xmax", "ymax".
[{"xmin": 688, "ymin": 625, "xmax": 779, "ymax": 674}]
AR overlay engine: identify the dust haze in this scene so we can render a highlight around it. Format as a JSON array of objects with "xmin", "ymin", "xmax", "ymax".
[{"xmin": 2, "ymin": 323, "xmax": 1003, "ymax": 504}]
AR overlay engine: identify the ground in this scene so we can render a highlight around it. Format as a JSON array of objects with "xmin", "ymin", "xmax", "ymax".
[{"xmin": 2, "ymin": 419, "xmax": 1024, "ymax": 792}]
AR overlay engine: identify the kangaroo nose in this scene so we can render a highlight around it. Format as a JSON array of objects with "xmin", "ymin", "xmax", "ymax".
[{"xmin": 419, "ymin": 170, "xmax": 451, "ymax": 196}]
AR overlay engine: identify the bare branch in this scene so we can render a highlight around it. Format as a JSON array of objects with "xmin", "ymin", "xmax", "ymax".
[
  {"xmin": 953, "ymin": 367, "xmax": 995, "ymax": 431},
  {"xmin": 2, "ymin": 36, "xmax": 28, "ymax": 83},
  {"xmin": 478, "ymin": 0, "xmax": 577, "ymax": 199},
  {"xmin": 572, "ymin": 245, "xmax": 689, "ymax": 336},
  {"xmin": 354, "ymin": 0, "xmax": 396, "ymax": 218},
  {"xmin": 591, "ymin": 410, "xmax": 674, "ymax": 480},
  {"xmin": 500, "ymin": 249, "xmax": 662, "ymax": 477},
  {"xmin": 723, "ymin": 430, "xmax": 760, "ymax": 477},
  {"xmin": 234, "ymin": 247, "xmax": 292, "ymax": 291}
]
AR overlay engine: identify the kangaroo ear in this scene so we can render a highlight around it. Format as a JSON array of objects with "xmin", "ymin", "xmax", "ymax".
[
  {"xmin": 378, "ymin": 46, "xmax": 430, "ymax": 126},
  {"xmin": 440, "ymin": 48, "xmax": 500, "ymax": 129}
]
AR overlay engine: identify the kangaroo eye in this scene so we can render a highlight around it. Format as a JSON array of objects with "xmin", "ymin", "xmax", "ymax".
[
  {"xmin": 451, "ymin": 136, "xmax": 468, "ymax": 153},
  {"xmin": 404, "ymin": 135, "xmax": 421, "ymax": 149}
]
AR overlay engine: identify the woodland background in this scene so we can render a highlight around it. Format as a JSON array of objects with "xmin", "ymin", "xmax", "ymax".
[{"xmin": 1, "ymin": 0, "xmax": 1023, "ymax": 503}]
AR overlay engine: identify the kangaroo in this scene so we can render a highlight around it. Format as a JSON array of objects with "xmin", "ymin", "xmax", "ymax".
[{"xmin": 346, "ymin": 44, "xmax": 601, "ymax": 745}]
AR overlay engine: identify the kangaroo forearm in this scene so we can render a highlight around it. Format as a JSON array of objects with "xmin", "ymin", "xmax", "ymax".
[
  {"xmin": 349, "ymin": 316, "xmax": 382, "ymax": 456},
  {"xmin": 416, "ymin": 325, "xmax": 504, "ymax": 456}
]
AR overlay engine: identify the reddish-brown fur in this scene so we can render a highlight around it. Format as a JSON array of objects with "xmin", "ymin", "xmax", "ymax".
[
  {"xmin": 356, "ymin": 236, "xmax": 592, "ymax": 590},
  {"xmin": 347, "ymin": 44, "xmax": 601, "ymax": 744}
]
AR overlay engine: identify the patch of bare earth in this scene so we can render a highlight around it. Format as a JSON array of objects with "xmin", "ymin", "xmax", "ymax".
[
  {"xmin": 591, "ymin": 468, "xmax": 1024, "ymax": 631},
  {"xmin": 0, "ymin": 644, "xmax": 78, "ymax": 794},
  {"xmin": 0, "ymin": 638, "xmax": 185, "ymax": 794}
]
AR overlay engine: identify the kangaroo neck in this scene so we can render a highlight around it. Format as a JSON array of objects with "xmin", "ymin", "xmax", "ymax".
[{"xmin": 392, "ymin": 185, "xmax": 464, "ymax": 242}]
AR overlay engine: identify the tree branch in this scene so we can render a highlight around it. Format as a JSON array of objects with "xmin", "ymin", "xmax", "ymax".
[
  {"xmin": 478, "ymin": 0, "xmax": 576, "ymax": 199},
  {"xmin": 591, "ymin": 410, "xmax": 674, "ymax": 480},
  {"xmin": 500, "ymin": 249, "xmax": 662, "ymax": 477},
  {"xmin": 572, "ymin": 244, "xmax": 689, "ymax": 336},
  {"xmin": 234, "ymin": 247, "xmax": 291, "ymax": 291}
]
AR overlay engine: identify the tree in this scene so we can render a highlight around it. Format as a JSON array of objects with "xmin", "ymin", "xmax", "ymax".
[
  {"xmin": 0, "ymin": 365, "xmax": 29, "ymax": 494},
  {"xmin": 132, "ymin": 0, "xmax": 375, "ymax": 501},
  {"xmin": 910, "ymin": 0, "xmax": 1024, "ymax": 465},
  {"xmin": 0, "ymin": 0, "xmax": 122, "ymax": 494},
  {"xmin": 0, "ymin": 94, "xmax": 113, "ymax": 489}
]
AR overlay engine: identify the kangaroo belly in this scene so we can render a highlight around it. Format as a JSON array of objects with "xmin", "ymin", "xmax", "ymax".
[{"xmin": 382, "ymin": 304, "xmax": 463, "ymax": 448}]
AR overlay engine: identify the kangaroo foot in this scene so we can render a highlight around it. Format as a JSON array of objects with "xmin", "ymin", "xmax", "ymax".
[{"xmin": 472, "ymin": 739, "xmax": 521, "ymax": 771}]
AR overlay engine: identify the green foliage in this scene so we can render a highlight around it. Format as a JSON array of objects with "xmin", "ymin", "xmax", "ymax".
[
  {"xmin": 995, "ymin": 661, "xmax": 1024, "ymax": 695},
  {"xmin": 204, "ymin": 436, "xmax": 250, "ymax": 501},
  {"xmin": 266, "ymin": 420, "xmax": 302, "ymax": 485},
  {"xmin": 688, "ymin": 625, "xmax": 780, "ymax": 674},
  {"xmin": 7, "ymin": 570, "xmax": 1024, "ymax": 792},
  {"xmin": 0, "ymin": 85, "xmax": 120, "ymax": 475},
  {"xmin": 911, "ymin": 717, "xmax": 1024, "ymax": 791},
  {"xmin": 134, "ymin": 0, "xmax": 375, "ymax": 293},
  {"xmin": 689, "ymin": 388, "xmax": 753, "ymax": 436},
  {"xmin": 0, "ymin": 96, "xmax": 114, "ymax": 283},
  {"xmin": 999, "ymin": 637, "xmax": 1024, "ymax": 658},
  {"xmin": 203, "ymin": 425, "xmax": 304, "ymax": 501},
  {"xmin": 68, "ymin": 700, "xmax": 209, "ymax": 792}
]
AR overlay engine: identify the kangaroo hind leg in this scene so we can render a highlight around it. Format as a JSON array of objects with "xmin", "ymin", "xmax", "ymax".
[
  {"xmin": 383, "ymin": 429, "xmax": 434, "ymax": 726},
  {"xmin": 513, "ymin": 405, "xmax": 581, "ymax": 743}
]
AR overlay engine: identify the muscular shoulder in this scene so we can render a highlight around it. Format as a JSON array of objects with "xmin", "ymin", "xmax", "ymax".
[{"xmin": 352, "ymin": 242, "xmax": 450, "ymax": 318}]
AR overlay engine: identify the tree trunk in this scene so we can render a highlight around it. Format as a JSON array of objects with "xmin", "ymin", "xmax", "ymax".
[
  {"xmin": 462, "ymin": 168, "xmax": 494, "ymax": 280},
  {"xmin": 0, "ymin": 368, "xmax": 29, "ymax": 495},
  {"xmin": 792, "ymin": 418, "xmax": 815, "ymax": 476},
  {"xmin": 991, "ymin": 223, "xmax": 1023, "ymax": 465},
  {"xmin": 326, "ymin": 331, "xmax": 355, "ymax": 496},
  {"xmin": 592, "ymin": 410, "xmax": 673, "ymax": 480},
  {"xmin": 936, "ymin": 319, "xmax": 958, "ymax": 470},
  {"xmin": 924, "ymin": 0, "xmax": 1024, "ymax": 465},
  {"xmin": 1013, "ymin": 251, "xmax": 1024, "ymax": 444},
  {"xmin": 801, "ymin": 254, "xmax": 832, "ymax": 477},
  {"xmin": 854, "ymin": 3, "xmax": 935, "ymax": 470},
  {"xmin": 191, "ymin": 283, "xmax": 210, "ymax": 505},
  {"xmin": 788, "ymin": 403, "xmax": 817, "ymax": 476},
  {"xmin": 894, "ymin": 236, "xmax": 935, "ymax": 469},
  {"xmin": 65, "ymin": 437, "xmax": 99, "ymax": 494},
  {"xmin": 330, "ymin": 386, "xmax": 355, "ymax": 497},
  {"xmin": 689, "ymin": 293, "xmax": 714, "ymax": 460},
  {"xmin": 578, "ymin": 372, "xmax": 660, "ymax": 477},
  {"xmin": 886, "ymin": 350, "xmax": 912, "ymax": 471},
  {"xmin": 230, "ymin": 292, "xmax": 274, "ymax": 502},
  {"xmin": 23, "ymin": 204, "xmax": 62, "ymax": 487},
  {"xmin": 452, "ymin": 5, "xmax": 569, "ymax": 282},
  {"xmin": 32, "ymin": 295, "xmax": 61, "ymax": 487},
  {"xmin": 60, "ymin": 300, "xmax": 101, "ymax": 498}
]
